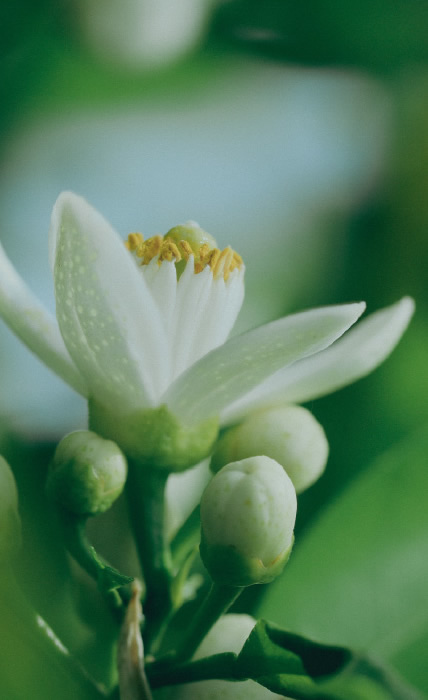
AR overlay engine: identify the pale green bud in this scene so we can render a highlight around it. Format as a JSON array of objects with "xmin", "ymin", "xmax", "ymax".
[
  {"xmin": 211, "ymin": 405, "xmax": 329, "ymax": 493},
  {"xmin": 89, "ymin": 401, "xmax": 219, "ymax": 473},
  {"xmin": 47, "ymin": 431, "xmax": 127, "ymax": 516},
  {"xmin": 0, "ymin": 455, "xmax": 21, "ymax": 561},
  {"xmin": 200, "ymin": 456, "xmax": 297, "ymax": 586}
]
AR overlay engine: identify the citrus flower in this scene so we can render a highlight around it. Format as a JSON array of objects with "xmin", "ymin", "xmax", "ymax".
[{"xmin": 0, "ymin": 192, "xmax": 414, "ymax": 469}]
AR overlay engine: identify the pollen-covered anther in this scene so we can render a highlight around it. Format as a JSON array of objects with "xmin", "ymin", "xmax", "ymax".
[
  {"xmin": 125, "ymin": 230, "xmax": 243, "ymax": 281},
  {"xmin": 194, "ymin": 243, "xmax": 211, "ymax": 274},
  {"xmin": 159, "ymin": 239, "xmax": 182, "ymax": 263},
  {"xmin": 213, "ymin": 246, "xmax": 234, "ymax": 281},
  {"xmin": 125, "ymin": 232, "xmax": 144, "ymax": 253},
  {"xmin": 177, "ymin": 240, "xmax": 193, "ymax": 261},
  {"xmin": 207, "ymin": 248, "xmax": 221, "ymax": 270},
  {"xmin": 142, "ymin": 235, "xmax": 163, "ymax": 265}
]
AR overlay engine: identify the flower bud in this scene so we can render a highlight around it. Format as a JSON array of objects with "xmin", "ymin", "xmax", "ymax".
[
  {"xmin": 211, "ymin": 405, "xmax": 328, "ymax": 493},
  {"xmin": 0, "ymin": 455, "xmax": 21, "ymax": 561},
  {"xmin": 200, "ymin": 456, "xmax": 296, "ymax": 586},
  {"xmin": 47, "ymin": 431, "xmax": 127, "ymax": 516}
]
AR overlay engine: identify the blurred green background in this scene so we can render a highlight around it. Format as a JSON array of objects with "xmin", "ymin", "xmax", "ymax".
[{"xmin": 0, "ymin": 1, "xmax": 427, "ymax": 697}]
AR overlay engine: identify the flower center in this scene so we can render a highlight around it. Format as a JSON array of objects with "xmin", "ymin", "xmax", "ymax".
[{"xmin": 125, "ymin": 222, "xmax": 243, "ymax": 281}]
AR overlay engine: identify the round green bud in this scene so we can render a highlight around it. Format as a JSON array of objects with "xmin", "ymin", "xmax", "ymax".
[
  {"xmin": 165, "ymin": 221, "xmax": 217, "ymax": 254},
  {"xmin": 89, "ymin": 401, "xmax": 219, "ymax": 473},
  {"xmin": 211, "ymin": 405, "xmax": 329, "ymax": 493},
  {"xmin": 47, "ymin": 431, "xmax": 127, "ymax": 516},
  {"xmin": 200, "ymin": 456, "xmax": 297, "ymax": 586},
  {"xmin": 0, "ymin": 456, "xmax": 21, "ymax": 562}
]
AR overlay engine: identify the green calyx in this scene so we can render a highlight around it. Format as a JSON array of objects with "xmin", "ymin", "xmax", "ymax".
[
  {"xmin": 200, "ymin": 532, "xmax": 294, "ymax": 587},
  {"xmin": 89, "ymin": 401, "xmax": 219, "ymax": 473}
]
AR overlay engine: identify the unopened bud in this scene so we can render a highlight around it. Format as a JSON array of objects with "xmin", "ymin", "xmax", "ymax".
[
  {"xmin": 0, "ymin": 455, "xmax": 21, "ymax": 561},
  {"xmin": 211, "ymin": 405, "xmax": 328, "ymax": 493},
  {"xmin": 200, "ymin": 456, "xmax": 296, "ymax": 587},
  {"xmin": 47, "ymin": 431, "xmax": 127, "ymax": 516}
]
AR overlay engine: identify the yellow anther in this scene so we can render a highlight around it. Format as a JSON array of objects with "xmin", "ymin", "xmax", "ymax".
[
  {"xmin": 223, "ymin": 251, "xmax": 235, "ymax": 281},
  {"xmin": 178, "ymin": 240, "xmax": 193, "ymax": 260},
  {"xmin": 127, "ymin": 233, "xmax": 144, "ymax": 251},
  {"xmin": 159, "ymin": 239, "xmax": 182, "ymax": 263},
  {"xmin": 229, "ymin": 251, "xmax": 243, "ymax": 275},
  {"xmin": 213, "ymin": 247, "xmax": 233, "ymax": 280},
  {"xmin": 207, "ymin": 248, "xmax": 221, "ymax": 270},
  {"xmin": 194, "ymin": 243, "xmax": 213, "ymax": 274},
  {"xmin": 198, "ymin": 243, "xmax": 210, "ymax": 263},
  {"xmin": 125, "ymin": 228, "xmax": 243, "ymax": 281},
  {"xmin": 142, "ymin": 235, "xmax": 162, "ymax": 264}
]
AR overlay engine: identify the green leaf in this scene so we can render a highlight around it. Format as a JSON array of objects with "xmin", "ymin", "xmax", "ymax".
[
  {"xmin": 149, "ymin": 620, "xmax": 420, "ymax": 698},
  {"xmin": 96, "ymin": 562, "xmax": 134, "ymax": 595},
  {"xmin": 237, "ymin": 620, "xmax": 309, "ymax": 677},
  {"xmin": 0, "ymin": 573, "xmax": 107, "ymax": 700},
  {"xmin": 258, "ymin": 427, "xmax": 428, "ymax": 691},
  {"xmin": 243, "ymin": 622, "xmax": 422, "ymax": 699}
]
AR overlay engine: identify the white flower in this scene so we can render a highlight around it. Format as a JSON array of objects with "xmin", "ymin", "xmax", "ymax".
[{"xmin": 0, "ymin": 192, "xmax": 414, "ymax": 469}]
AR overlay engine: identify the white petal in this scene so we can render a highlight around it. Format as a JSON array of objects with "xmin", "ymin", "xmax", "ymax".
[
  {"xmin": 50, "ymin": 192, "xmax": 168, "ymax": 409},
  {"xmin": 195, "ymin": 267, "xmax": 245, "ymax": 360},
  {"xmin": 170, "ymin": 260, "xmax": 213, "ymax": 380},
  {"xmin": 223, "ymin": 297, "xmax": 415, "ymax": 424},
  {"xmin": 141, "ymin": 259, "xmax": 244, "ymax": 388},
  {"xmin": 0, "ymin": 241, "xmax": 87, "ymax": 396},
  {"xmin": 143, "ymin": 258, "xmax": 177, "ymax": 330},
  {"xmin": 140, "ymin": 259, "xmax": 177, "ymax": 390},
  {"xmin": 165, "ymin": 302, "xmax": 366, "ymax": 423}
]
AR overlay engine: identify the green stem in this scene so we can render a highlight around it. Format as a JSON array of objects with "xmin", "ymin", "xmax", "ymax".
[
  {"xmin": 147, "ymin": 653, "xmax": 237, "ymax": 689},
  {"xmin": 176, "ymin": 583, "xmax": 242, "ymax": 662},
  {"xmin": 126, "ymin": 462, "xmax": 172, "ymax": 647},
  {"xmin": 60, "ymin": 512, "xmax": 132, "ymax": 612},
  {"xmin": 149, "ymin": 546, "xmax": 200, "ymax": 658},
  {"xmin": 170, "ymin": 505, "xmax": 201, "ymax": 570}
]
